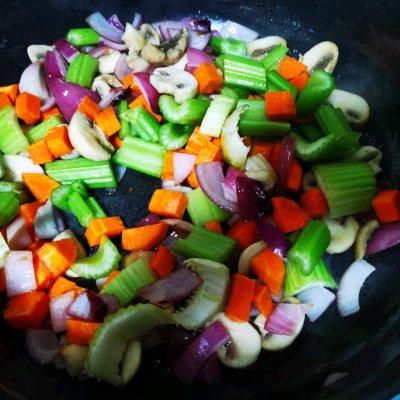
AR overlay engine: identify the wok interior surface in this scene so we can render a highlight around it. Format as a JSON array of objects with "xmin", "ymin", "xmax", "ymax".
[{"xmin": 0, "ymin": 0, "xmax": 399, "ymax": 399}]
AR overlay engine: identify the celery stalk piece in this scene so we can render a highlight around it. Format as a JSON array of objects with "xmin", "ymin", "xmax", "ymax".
[
  {"xmin": 66, "ymin": 54, "xmax": 99, "ymax": 88},
  {"xmin": 67, "ymin": 28, "xmax": 100, "ymax": 46},
  {"xmin": 186, "ymin": 187, "xmax": 230, "ymax": 226},
  {"xmin": 314, "ymin": 162, "xmax": 377, "ymax": 218},
  {"xmin": 158, "ymin": 123, "xmax": 194, "ymax": 151},
  {"xmin": 45, "ymin": 158, "xmax": 117, "ymax": 188},
  {"xmin": 101, "ymin": 258, "xmax": 156, "ymax": 306},
  {"xmin": 0, "ymin": 106, "xmax": 29, "ymax": 154},
  {"xmin": 200, "ymin": 95, "xmax": 236, "ymax": 137},
  {"xmin": 173, "ymin": 258, "xmax": 230, "ymax": 330},
  {"xmin": 297, "ymin": 123, "xmax": 324, "ymax": 141},
  {"xmin": 261, "ymin": 44, "xmax": 289, "ymax": 70},
  {"xmin": 223, "ymin": 54, "xmax": 267, "ymax": 92},
  {"xmin": 26, "ymin": 115, "xmax": 63, "ymax": 143},
  {"xmin": 112, "ymin": 136, "xmax": 166, "ymax": 178},
  {"xmin": 86, "ymin": 197, "xmax": 106, "ymax": 218},
  {"xmin": 118, "ymin": 100, "xmax": 130, "ymax": 139},
  {"xmin": 0, "ymin": 181, "xmax": 32, "ymax": 203},
  {"xmin": 0, "ymin": 192, "xmax": 19, "ymax": 227},
  {"xmin": 71, "ymin": 236, "xmax": 121, "ymax": 279},
  {"xmin": 284, "ymin": 259, "xmax": 337, "ymax": 297},
  {"xmin": 266, "ymin": 70, "xmax": 298, "ymax": 98},
  {"xmin": 288, "ymin": 220, "xmax": 331, "ymax": 276},
  {"xmin": 68, "ymin": 191, "xmax": 93, "ymax": 227},
  {"xmin": 175, "ymin": 226, "xmax": 236, "ymax": 264},
  {"xmin": 87, "ymin": 304, "xmax": 173, "ymax": 386}
]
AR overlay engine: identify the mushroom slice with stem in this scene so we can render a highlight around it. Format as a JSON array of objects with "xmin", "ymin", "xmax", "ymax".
[
  {"xmin": 301, "ymin": 41, "xmax": 339, "ymax": 74},
  {"xmin": 122, "ymin": 23, "xmax": 146, "ymax": 52},
  {"xmin": 246, "ymin": 36, "xmax": 287, "ymax": 60},
  {"xmin": 98, "ymin": 50, "xmax": 121, "ymax": 74},
  {"xmin": 68, "ymin": 111, "xmax": 114, "ymax": 161},
  {"xmin": 126, "ymin": 49, "xmax": 150, "ymax": 72},
  {"xmin": 92, "ymin": 74, "xmax": 123, "ymax": 97},
  {"xmin": 139, "ymin": 23, "xmax": 161, "ymax": 46},
  {"xmin": 354, "ymin": 219, "xmax": 379, "ymax": 260},
  {"xmin": 27, "ymin": 45, "xmax": 52, "ymax": 63},
  {"xmin": 150, "ymin": 67, "xmax": 198, "ymax": 103},
  {"xmin": 141, "ymin": 29, "xmax": 188, "ymax": 67},
  {"xmin": 327, "ymin": 89, "xmax": 370, "ymax": 128},
  {"xmin": 213, "ymin": 313, "xmax": 261, "ymax": 369},
  {"xmin": 324, "ymin": 216, "xmax": 359, "ymax": 254},
  {"xmin": 342, "ymin": 146, "xmax": 382, "ymax": 174}
]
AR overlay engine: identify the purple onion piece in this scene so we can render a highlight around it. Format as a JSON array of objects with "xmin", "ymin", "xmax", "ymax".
[
  {"xmin": 186, "ymin": 47, "xmax": 214, "ymax": 70},
  {"xmin": 114, "ymin": 54, "xmax": 132, "ymax": 81},
  {"xmin": 136, "ymin": 213, "xmax": 160, "ymax": 227},
  {"xmin": 40, "ymin": 96, "xmax": 56, "ymax": 112},
  {"xmin": 86, "ymin": 12, "xmax": 123, "ymax": 43},
  {"xmin": 45, "ymin": 49, "xmax": 67, "ymax": 78},
  {"xmin": 138, "ymin": 268, "xmax": 200, "ymax": 305},
  {"xmin": 54, "ymin": 38, "xmax": 79, "ymax": 62},
  {"xmin": 189, "ymin": 18, "xmax": 211, "ymax": 33},
  {"xmin": 132, "ymin": 13, "xmax": 143, "ymax": 29},
  {"xmin": 366, "ymin": 221, "xmax": 400, "ymax": 255},
  {"xmin": 171, "ymin": 321, "xmax": 230, "ymax": 383},
  {"xmin": 196, "ymin": 354, "xmax": 221, "ymax": 384},
  {"xmin": 256, "ymin": 217, "xmax": 291, "ymax": 258},
  {"xmin": 265, "ymin": 303, "xmax": 309, "ymax": 335},
  {"xmin": 89, "ymin": 45, "xmax": 110, "ymax": 58},
  {"xmin": 236, "ymin": 175, "xmax": 268, "ymax": 220},
  {"xmin": 99, "ymin": 38, "xmax": 128, "ymax": 51},
  {"xmin": 134, "ymin": 72, "xmax": 160, "ymax": 113},
  {"xmin": 99, "ymin": 294, "xmax": 120, "ymax": 315},
  {"xmin": 107, "ymin": 14, "xmax": 125, "ymax": 31},
  {"xmin": 67, "ymin": 290, "xmax": 108, "ymax": 322}
]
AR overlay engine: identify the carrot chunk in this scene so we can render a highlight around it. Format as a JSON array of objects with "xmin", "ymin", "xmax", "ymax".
[
  {"xmin": 300, "ymin": 188, "xmax": 329, "ymax": 218},
  {"xmin": 66, "ymin": 319, "xmax": 101, "ymax": 345},
  {"xmin": 265, "ymin": 91, "xmax": 297, "ymax": 121},
  {"xmin": 271, "ymin": 197, "xmax": 310, "ymax": 233},
  {"xmin": 22, "ymin": 173, "xmax": 60, "ymax": 203},
  {"xmin": 278, "ymin": 56, "xmax": 307, "ymax": 80},
  {"xmin": 194, "ymin": 63, "xmax": 224, "ymax": 94},
  {"xmin": 94, "ymin": 106, "xmax": 121, "ymax": 136},
  {"xmin": 15, "ymin": 92, "xmax": 41, "ymax": 125},
  {"xmin": 84, "ymin": 216, "xmax": 125, "ymax": 247},
  {"xmin": 28, "ymin": 139, "xmax": 55, "ymax": 165},
  {"xmin": 148, "ymin": 189, "xmax": 188, "ymax": 219},
  {"xmin": 122, "ymin": 222, "xmax": 169, "ymax": 252},
  {"xmin": 45, "ymin": 125, "xmax": 74, "ymax": 158},
  {"xmin": 78, "ymin": 95, "xmax": 100, "ymax": 120},
  {"xmin": 150, "ymin": 244, "xmax": 176, "ymax": 278},
  {"xmin": 227, "ymin": 220, "xmax": 258, "ymax": 251},
  {"xmin": 253, "ymin": 284, "xmax": 273, "ymax": 318},
  {"xmin": 49, "ymin": 276, "xmax": 79, "ymax": 299},
  {"xmin": 372, "ymin": 190, "xmax": 400, "ymax": 223}
]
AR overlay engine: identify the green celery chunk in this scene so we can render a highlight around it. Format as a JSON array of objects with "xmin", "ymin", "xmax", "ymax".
[
  {"xmin": 118, "ymin": 100, "xmax": 130, "ymax": 139},
  {"xmin": 0, "ymin": 106, "xmax": 29, "ymax": 154},
  {"xmin": 66, "ymin": 54, "xmax": 99, "ymax": 88},
  {"xmin": 71, "ymin": 236, "xmax": 121, "ymax": 279},
  {"xmin": 186, "ymin": 187, "xmax": 230, "ymax": 226},
  {"xmin": 68, "ymin": 191, "xmax": 93, "ymax": 227},
  {"xmin": 0, "ymin": 181, "xmax": 31, "ymax": 203},
  {"xmin": 266, "ymin": 70, "xmax": 298, "ymax": 98},
  {"xmin": 297, "ymin": 123, "xmax": 324, "ymax": 141},
  {"xmin": 261, "ymin": 44, "xmax": 289, "ymax": 70},
  {"xmin": 0, "ymin": 192, "xmax": 19, "ymax": 227},
  {"xmin": 86, "ymin": 197, "xmax": 106, "ymax": 218},
  {"xmin": 51, "ymin": 184, "xmax": 74, "ymax": 212},
  {"xmin": 122, "ymin": 106, "xmax": 160, "ymax": 143},
  {"xmin": 210, "ymin": 36, "xmax": 247, "ymax": 56},
  {"xmin": 288, "ymin": 220, "xmax": 331, "ymax": 276},
  {"xmin": 112, "ymin": 136, "xmax": 166, "ymax": 178},
  {"xmin": 315, "ymin": 104, "xmax": 353, "ymax": 136},
  {"xmin": 67, "ymin": 28, "xmax": 100, "ymax": 46},
  {"xmin": 26, "ymin": 115, "xmax": 63, "ymax": 143},
  {"xmin": 159, "ymin": 123, "xmax": 194, "ymax": 150},
  {"xmin": 220, "ymin": 85, "xmax": 250, "ymax": 99}
]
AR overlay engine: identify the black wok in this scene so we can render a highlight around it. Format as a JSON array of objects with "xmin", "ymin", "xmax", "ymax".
[{"xmin": 0, "ymin": 0, "xmax": 400, "ymax": 399}]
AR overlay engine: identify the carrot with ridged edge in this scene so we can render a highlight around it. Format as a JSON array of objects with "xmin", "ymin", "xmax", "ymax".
[
  {"xmin": 36, "ymin": 239, "xmax": 78, "ymax": 278},
  {"xmin": 225, "ymin": 274, "xmax": 256, "ymax": 322},
  {"xmin": 78, "ymin": 95, "xmax": 100, "ymax": 120},
  {"xmin": 22, "ymin": 173, "xmax": 60, "ymax": 203},
  {"xmin": 278, "ymin": 56, "xmax": 307, "ymax": 80},
  {"xmin": 253, "ymin": 284, "xmax": 273, "ymax": 318},
  {"xmin": 271, "ymin": 197, "xmax": 310, "ymax": 233},
  {"xmin": 94, "ymin": 106, "xmax": 121, "ymax": 137},
  {"xmin": 372, "ymin": 189, "xmax": 400, "ymax": 223},
  {"xmin": 227, "ymin": 220, "xmax": 258, "ymax": 251},
  {"xmin": 3, "ymin": 292, "xmax": 49, "ymax": 330},
  {"xmin": 129, "ymin": 94, "xmax": 162, "ymax": 122},
  {"xmin": 251, "ymin": 247, "xmax": 285, "ymax": 296},
  {"xmin": 66, "ymin": 319, "xmax": 101, "ymax": 346},
  {"xmin": 49, "ymin": 276, "xmax": 80, "ymax": 299},
  {"xmin": 122, "ymin": 222, "xmax": 169, "ymax": 251},
  {"xmin": 0, "ymin": 84, "xmax": 19, "ymax": 103},
  {"xmin": 300, "ymin": 188, "xmax": 329, "ymax": 218},
  {"xmin": 204, "ymin": 220, "xmax": 223, "ymax": 234},
  {"xmin": 84, "ymin": 216, "xmax": 125, "ymax": 247},
  {"xmin": 0, "ymin": 93, "xmax": 12, "ymax": 109},
  {"xmin": 265, "ymin": 91, "xmax": 297, "ymax": 121},
  {"xmin": 150, "ymin": 244, "xmax": 176, "ymax": 278},
  {"xmin": 28, "ymin": 139, "xmax": 55, "ymax": 165},
  {"xmin": 185, "ymin": 127, "xmax": 212, "ymax": 154},
  {"xmin": 194, "ymin": 63, "xmax": 224, "ymax": 94},
  {"xmin": 15, "ymin": 92, "xmax": 41, "ymax": 125},
  {"xmin": 45, "ymin": 125, "xmax": 73, "ymax": 158},
  {"xmin": 148, "ymin": 189, "xmax": 188, "ymax": 219},
  {"xmin": 41, "ymin": 106, "xmax": 62, "ymax": 121}
]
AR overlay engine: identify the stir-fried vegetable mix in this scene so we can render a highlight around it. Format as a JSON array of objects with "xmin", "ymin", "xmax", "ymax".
[{"xmin": 0, "ymin": 11, "xmax": 399, "ymax": 386}]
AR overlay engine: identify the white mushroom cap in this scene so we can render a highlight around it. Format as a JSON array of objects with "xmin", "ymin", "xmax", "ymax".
[
  {"xmin": 246, "ymin": 36, "xmax": 287, "ymax": 60},
  {"xmin": 301, "ymin": 41, "xmax": 339, "ymax": 74}
]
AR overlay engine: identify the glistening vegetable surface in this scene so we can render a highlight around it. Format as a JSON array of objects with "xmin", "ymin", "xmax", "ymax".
[{"xmin": 0, "ymin": 7, "xmax": 398, "ymax": 396}]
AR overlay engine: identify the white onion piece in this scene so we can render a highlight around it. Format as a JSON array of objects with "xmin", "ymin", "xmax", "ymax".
[
  {"xmin": 173, "ymin": 152, "xmax": 196, "ymax": 185},
  {"xmin": 337, "ymin": 259, "xmax": 375, "ymax": 317},
  {"xmin": 238, "ymin": 240, "xmax": 266, "ymax": 275},
  {"xmin": 5, "ymin": 251, "xmax": 36, "ymax": 297},
  {"xmin": 19, "ymin": 61, "xmax": 49, "ymax": 101},
  {"xmin": 25, "ymin": 329, "xmax": 60, "ymax": 365},
  {"xmin": 1, "ymin": 155, "xmax": 44, "ymax": 182},
  {"xmin": 297, "ymin": 287, "xmax": 335, "ymax": 322},
  {"xmin": 214, "ymin": 313, "xmax": 261, "ymax": 368},
  {"xmin": 219, "ymin": 21, "xmax": 259, "ymax": 42},
  {"xmin": 50, "ymin": 291, "xmax": 75, "ymax": 333},
  {"xmin": 7, "ymin": 216, "xmax": 33, "ymax": 250},
  {"xmin": 162, "ymin": 180, "xmax": 193, "ymax": 193}
]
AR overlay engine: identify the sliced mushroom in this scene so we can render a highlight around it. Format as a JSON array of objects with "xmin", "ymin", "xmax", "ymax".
[
  {"xmin": 61, "ymin": 149, "xmax": 80, "ymax": 160},
  {"xmin": 301, "ymin": 41, "xmax": 339, "ymax": 74},
  {"xmin": 324, "ymin": 216, "xmax": 359, "ymax": 254},
  {"xmin": 342, "ymin": 146, "xmax": 382, "ymax": 174},
  {"xmin": 68, "ymin": 111, "xmax": 113, "ymax": 161},
  {"xmin": 122, "ymin": 23, "xmax": 146, "ymax": 52},
  {"xmin": 98, "ymin": 50, "xmax": 121, "ymax": 74},
  {"xmin": 141, "ymin": 29, "xmax": 188, "ymax": 67},
  {"xmin": 213, "ymin": 313, "xmax": 261, "ymax": 369},
  {"xmin": 302, "ymin": 169, "xmax": 318, "ymax": 191},
  {"xmin": 91, "ymin": 74, "xmax": 123, "ymax": 97},
  {"xmin": 150, "ymin": 67, "xmax": 198, "ymax": 103},
  {"xmin": 126, "ymin": 49, "xmax": 150, "ymax": 72},
  {"xmin": 139, "ymin": 23, "xmax": 161, "ymax": 45},
  {"xmin": 246, "ymin": 36, "xmax": 287, "ymax": 60},
  {"xmin": 254, "ymin": 314, "xmax": 305, "ymax": 351},
  {"xmin": 27, "ymin": 45, "xmax": 52, "ymax": 63},
  {"xmin": 245, "ymin": 154, "xmax": 277, "ymax": 191},
  {"xmin": 327, "ymin": 89, "xmax": 370, "ymax": 128},
  {"xmin": 238, "ymin": 240, "xmax": 266, "ymax": 275},
  {"xmin": 355, "ymin": 219, "xmax": 379, "ymax": 260}
]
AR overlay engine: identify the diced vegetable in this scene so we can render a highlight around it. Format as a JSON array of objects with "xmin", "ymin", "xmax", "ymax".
[
  {"xmin": 0, "ymin": 106, "xmax": 29, "ymax": 154},
  {"xmin": 85, "ymin": 217, "xmax": 125, "ymax": 247},
  {"xmin": 271, "ymin": 197, "xmax": 310, "ymax": 233},
  {"xmin": 121, "ymin": 222, "xmax": 169, "ymax": 252},
  {"xmin": 148, "ymin": 189, "xmax": 188, "ymax": 219},
  {"xmin": 0, "ymin": 192, "xmax": 19, "ymax": 227}
]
